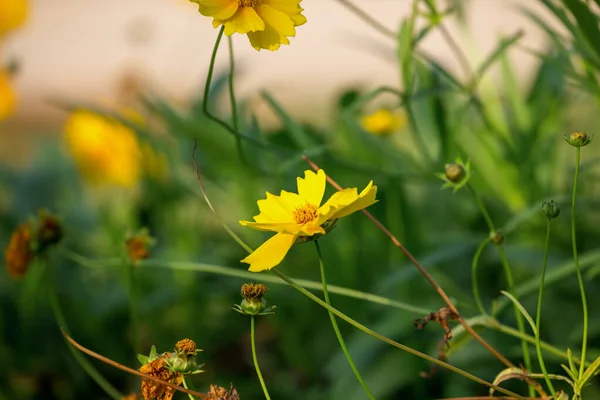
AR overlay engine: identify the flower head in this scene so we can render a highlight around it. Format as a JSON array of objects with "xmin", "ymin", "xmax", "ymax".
[
  {"xmin": 0, "ymin": 69, "xmax": 16, "ymax": 121},
  {"xmin": 233, "ymin": 282, "xmax": 275, "ymax": 315},
  {"xmin": 5, "ymin": 222, "xmax": 33, "ymax": 278},
  {"xmin": 360, "ymin": 109, "xmax": 406, "ymax": 136},
  {"xmin": 239, "ymin": 169, "xmax": 377, "ymax": 271},
  {"xmin": 564, "ymin": 131, "xmax": 593, "ymax": 147},
  {"xmin": 206, "ymin": 384, "xmax": 240, "ymax": 400},
  {"xmin": 168, "ymin": 339, "xmax": 204, "ymax": 374},
  {"xmin": 0, "ymin": 0, "xmax": 28, "ymax": 38},
  {"xmin": 189, "ymin": 0, "xmax": 307, "ymax": 51}
]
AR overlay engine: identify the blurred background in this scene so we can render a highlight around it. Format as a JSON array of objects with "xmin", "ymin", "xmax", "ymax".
[{"xmin": 3, "ymin": 0, "xmax": 600, "ymax": 399}]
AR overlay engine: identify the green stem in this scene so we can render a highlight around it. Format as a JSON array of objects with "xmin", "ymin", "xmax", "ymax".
[
  {"xmin": 333, "ymin": 0, "xmax": 396, "ymax": 39},
  {"xmin": 251, "ymin": 316, "xmax": 271, "ymax": 400},
  {"xmin": 315, "ymin": 241, "xmax": 375, "ymax": 399},
  {"xmin": 471, "ymin": 238, "xmax": 490, "ymax": 316},
  {"xmin": 126, "ymin": 258, "xmax": 141, "ymax": 356},
  {"xmin": 572, "ymin": 146, "xmax": 588, "ymax": 379},
  {"xmin": 227, "ymin": 35, "xmax": 246, "ymax": 163},
  {"xmin": 467, "ymin": 184, "xmax": 533, "ymax": 396},
  {"xmin": 48, "ymin": 274, "xmax": 122, "ymax": 400},
  {"xmin": 271, "ymin": 269, "xmax": 527, "ymax": 400},
  {"xmin": 181, "ymin": 375, "xmax": 197, "ymax": 400},
  {"xmin": 536, "ymin": 220, "xmax": 557, "ymax": 399}
]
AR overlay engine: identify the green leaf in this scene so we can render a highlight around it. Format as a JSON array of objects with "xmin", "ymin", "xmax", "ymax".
[
  {"xmin": 261, "ymin": 91, "xmax": 316, "ymax": 150},
  {"xmin": 579, "ymin": 354, "xmax": 600, "ymax": 389},
  {"xmin": 562, "ymin": 0, "xmax": 600, "ymax": 60},
  {"xmin": 475, "ymin": 31, "xmax": 524, "ymax": 81},
  {"xmin": 500, "ymin": 291, "xmax": 537, "ymax": 335}
]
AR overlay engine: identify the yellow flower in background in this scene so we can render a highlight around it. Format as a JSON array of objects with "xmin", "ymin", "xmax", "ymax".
[
  {"xmin": 240, "ymin": 169, "xmax": 377, "ymax": 272},
  {"xmin": 189, "ymin": 0, "xmax": 306, "ymax": 51},
  {"xmin": 361, "ymin": 109, "xmax": 406, "ymax": 136},
  {"xmin": 0, "ymin": 69, "xmax": 16, "ymax": 120},
  {"xmin": 64, "ymin": 111, "xmax": 143, "ymax": 187},
  {"xmin": 0, "ymin": 0, "xmax": 28, "ymax": 37}
]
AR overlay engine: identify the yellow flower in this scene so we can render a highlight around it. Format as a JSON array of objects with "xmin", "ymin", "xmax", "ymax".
[
  {"xmin": 240, "ymin": 169, "xmax": 377, "ymax": 272},
  {"xmin": 64, "ymin": 111, "xmax": 142, "ymax": 187},
  {"xmin": 360, "ymin": 109, "xmax": 406, "ymax": 136},
  {"xmin": 189, "ymin": 0, "xmax": 306, "ymax": 51},
  {"xmin": 0, "ymin": 69, "xmax": 16, "ymax": 121},
  {"xmin": 0, "ymin": 0, "xmax": 28, "ymax": 37}
]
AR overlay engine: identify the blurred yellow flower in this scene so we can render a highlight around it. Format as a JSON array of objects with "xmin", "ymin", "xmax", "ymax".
[
  {"xmin": 64, "ymin": 111, "xmax": 143, "ymax": 187},
  {"xmin": 240, "ymin": 169, "xmax": 377, "ymax": 272},
  {"xmin": 0, "ymin": 69, "xmax": 16, "ymax": 120},
  {"xmin": 360, "ymin": 109, "xmax": 406, "ymax": 136},
  {"xmin": 0, "ymin": 0, "xmax": 28, "ymax": 37},
  {"xmin": 189, "ymin": 0, "xmax": 306, "ymax": 51}
]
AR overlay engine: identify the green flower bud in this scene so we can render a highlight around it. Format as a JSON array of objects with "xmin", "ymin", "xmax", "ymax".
[
  {"xmin": 445, "ymin": 163, "xmax": 465, "ymax": 183},
  {"xmin": 165, "ymin": 338, "xmax": 204, "ymax": 374},
  {"xmin": 437, "ymin": 157, "xmax": 471, "ymax": 192},
  {"xmin": 541, "ymin": 200, "xmax": 561, "ymax": 219},
  {"xmin": 240, "ymin": 297, "xmax": 268, "ymax": 315},
  {"xmin": 564, "ymin": 131, "xmax": 593, "ymax": 147},
  {"xmin": 232, "ymin": 283, "xmax": 276, "ymax": 316},
  {"xmin": 490, "ymin": 231, "xmax": 504, "ymax": 245}
]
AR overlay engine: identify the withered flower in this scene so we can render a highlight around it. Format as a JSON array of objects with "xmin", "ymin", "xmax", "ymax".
[
  {"xmin": 206, "ymin": 383, "xmax": 240, "ymax": 400},
  {"xmin": 5, "ymin": 222, "xmax": 33, "ymax": 278},
  {"xmin": 232, "ymin": 283, "xmax": 276, "ymax": 316},
  {"xmin": 125, "ymin": 228, "xmax": 155, "ymax": 263},
  {"xmin": 139, "ymin": 355, "xmax": 182, "ymax": 400},
  {"xmin": 414, "ymin": 307, "xmax": 459, "ymax": 344}
]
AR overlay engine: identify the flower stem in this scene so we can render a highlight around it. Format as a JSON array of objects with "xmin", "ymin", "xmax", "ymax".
[
  {"xmin": 536, "ymin": 220, "xmax": 557, "ymax": 399},
  {"xmin": 227, "ymin": 36, "xmax": 246, "ymax": 164},
  {"xmin": 126, "ymin": 258, "xmax": 141, "ymax": 356},
  {"xmin": 271, "ymin": 269, "xmax": 527, "ymax": 400},
  {"xmin": 471, "ymin": 238, "xmax": 490, "ymax": 316},
  {"xmin": 181, "ymin": 375, "xmax": 197, "ymax": 400},
  {"xmin": 48, "ymin": 272, "xmax": 123, "ymax": 400},
  {"xmin": 572, "ymin": 146, "xmax": 588, "ymax": 379},
  {"xmin": 467, "ymin": 183, "xmax": 533, "ymax": 396},
  {"xmin": 333, "ymin": 0, "xmax": 396, "ymax": 39},
  {"xmin": 314, "ymin": 241, "xmax": 375, "ymax": 399},
  {"xmin": 251, "ymin": 316, "xmax": 271, "ymax": 400}
]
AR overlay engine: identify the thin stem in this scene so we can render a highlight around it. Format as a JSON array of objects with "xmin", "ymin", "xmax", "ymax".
[
  {"xmin": 303, "ymin": 156, "xmax": 515, "ymax": 369},
  {"xmin": 126, "ymin": 258, "xmax": 141, "ymax": 356},
  {"xmin": 227, "ymin": 36, "xmax": 246, "ymax": 164},
  {"xmin": 270, "ymin": 269, "xmax": 527, "ymax": 400},
  {"xmin": 334, "ymin": 0, "xmax": 396, "ymax": 39},
  {"xmin": 572, "ymin": 146, "xmax": 588, "ymax": 379},
  {"xmin": 471, "ymin": 238, "xmax": 490, "ymax": 316},
  {"xmin": 251, "ymin": 316, "xmax": 271, "ymax": 400},
  {"xmin": 437, "ymin": 22, "xmax": 474, "ymax": 83},
  {"xmin": 181, "ymin": 375, "xmax": 197, "ymax": 400},
  {"xmin": 536, "ymin": 220, "xmax": 557, "ymax": 399},
  {"xmin": 466, "ymin": 183, "xmax": 533, "ymax": 395},
  {"xmin": 48, "ymin": 279, "xmax": 123, "ymax": 400},
  {"xmin": 315, "ymin": 241, "xmax": 375, "ymax": 399}
]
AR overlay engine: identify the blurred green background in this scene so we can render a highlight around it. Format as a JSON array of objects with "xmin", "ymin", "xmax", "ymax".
[{"xmin": 3, "ymin": 0, "xmax": 600, "ymax": 399}]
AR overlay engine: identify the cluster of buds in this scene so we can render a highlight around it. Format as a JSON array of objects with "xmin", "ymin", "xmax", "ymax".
[
  {"xmin": 125, "ymin": 228, "xmax": 155, "ymax": 264},
  {"xmin": 437, "ymin": 157, "xmax": 471, "ymax": 192},
  {"xmin": 5, "ymin": 210, "xmax": 63, "ymax": 278},
  {"xmin": 232, "ymin": 283, "xmax": 276, "ymax": 316}
]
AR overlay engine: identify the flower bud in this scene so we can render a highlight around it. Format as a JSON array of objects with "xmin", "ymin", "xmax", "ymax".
[
  {"xmin": 564, "ymin": 131, "xmax": 593, "ymax": 147},
  {"xmin": 168, "ymin": 338, "xmax": 203, "ymax": 374},
  {"xmin": 490, "ymin": 231, "xmax": 504, "ymax": 245},
  {"xmin": 437, "ymin": 157, "xmax": 471, "ymax": 192},
  {"xmin": 444, "ymin": 163, "xmax": 465, "ymax": 183},
  {"xmin": 233, "ymin": 283, "xmax": 276, "ymax": 316},
  {"xmin": 541, "ymin": 200, "xmax": 561, "ymax": 219}
]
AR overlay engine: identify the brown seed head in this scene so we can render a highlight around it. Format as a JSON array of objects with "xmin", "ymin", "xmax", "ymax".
[
  {"xmin": 139, "ymin": 355, "xmax": 182, "ymax": 400},
  {"xmin": 240, "ymin": 283, "xmax": 268, "ymax": 299},
  {"xmin": 175, "ymin": 338, "xmax": 196, "ymax": 354},
  {"xmin": 206, "ymin": 383, "xmax": 240, "ymax": 400},
  {"xmin": 5, "ymin": 222, "xmax": 34, "ymax": 278}
]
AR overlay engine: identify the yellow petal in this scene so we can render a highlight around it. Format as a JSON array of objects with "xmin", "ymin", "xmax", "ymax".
[
  {"xmin": 255, "ymin": 3, "xmax": 296, "ymax": 37},
  {"xmin": 254, "ymin": 191, "xmax": 303, "ymax": 223},
  {"xmin": 240, "ymin": 220, "xmax": 325, "ymax": 236},
  {"xmin": 217, "ymin": 6, "xmax": 265, "ymax": 36},
  {"xmin": 192, "ymin": 0, "xmax": 239, "ymax": 20},
  {"xmin": 262, "ymin": 0, "xmax": 302, "ymax": 14},
  {"xmin": 241, "ymin": 232, "xmax": 296, "ymax": 272},
  {"xmin": 296, "ymin": 169, "xmax": 326, "ymax": 207},
  {"xmin": 247, "ymin": 23, "xmax": 285, "ymax": 51},
  {"xmin": 329, "ymin": 181, "xmax": 378, "ymax": 220},
  {"xmin": 289, "ymin": 12, "xmax": 307, "ymax": 27}
]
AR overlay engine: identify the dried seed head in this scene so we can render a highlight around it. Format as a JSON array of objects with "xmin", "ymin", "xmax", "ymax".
[
  {"xmin": 175, "ymin": 338, "xmax": 196, "ymax": 354},
  {"xmin": 5, "ymin": 222, "xmax": 34, "ymax": 278},
  {"xmin": 206, "ymin": 383, "xmax": 240, "ymax": 400},
  {"xmin": 240, "ymin": 283, "xmax": 268, "ymax": 299}
]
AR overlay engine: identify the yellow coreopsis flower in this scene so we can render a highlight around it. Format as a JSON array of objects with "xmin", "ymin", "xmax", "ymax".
[
  {"xmin": 240, "ymin": 169, "xmax": 377, "ymax": 272},
  {"xmin": 360, "ymin": 109, "xmax": 406, "ymax": 136},
  {"xmin": 0, "ymin": 69, "xmax": 16, "ymax": 120},
  {"xmin": 189, "ymin": 0, "xmax": 306, "ymax": 51},
  {"xmin": 64, "ymin": 111, "xmax": 143, "ymax": 187},
  {"xmin": 0, "ymin": 0, "xmax": 28, "ymax": 37}
]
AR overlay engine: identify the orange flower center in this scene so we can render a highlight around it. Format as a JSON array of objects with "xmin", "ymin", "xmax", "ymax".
[
  {"xmin": 238, "ymin": 0, "xmax": 258, "ymax": 7},
  {"xmin": 293, "ymin": 203, "xmax": 318, "ymax": 225}
]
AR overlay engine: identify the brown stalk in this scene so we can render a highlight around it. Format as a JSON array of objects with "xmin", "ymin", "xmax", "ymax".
[
  {"xmin": 302, "ymin": 155, "xmax": 514, "ymax": 369},
  {"xmin": 61, "ymin": 328, "xmax": 209, "ymax": 400}
]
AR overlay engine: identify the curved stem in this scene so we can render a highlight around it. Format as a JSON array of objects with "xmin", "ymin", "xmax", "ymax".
[
  {"xmin": 48, "ymin": 276, "xmax": 123, "ymax": 400},
  {"xmin": 181, "ymin": 375, "xmax": 197, "ymax": 400},
  {"xmin": 536, "ymin": 220, "xmax": 557, "ymax": 398},
  {"xmin": 251, "ymin": 316, "xmax": 271, "ymax": 400},
  {"xmin": 467, "ymin": 182, "xmax": 533, "ymax": 395},
  {"xmin": 471, "ymin": 238, "xmax": 490, "ymax": 316},
  {"xmin": 271, "ymin": 269, "xmax": 527, "ymax": 400},
  {"xmin": 572, "ymin": 146, "xmax": 588, "ymax": 379},
  {"xmin": 315, "ymin": 241, "xmax": 375, "ymax": 399}
]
